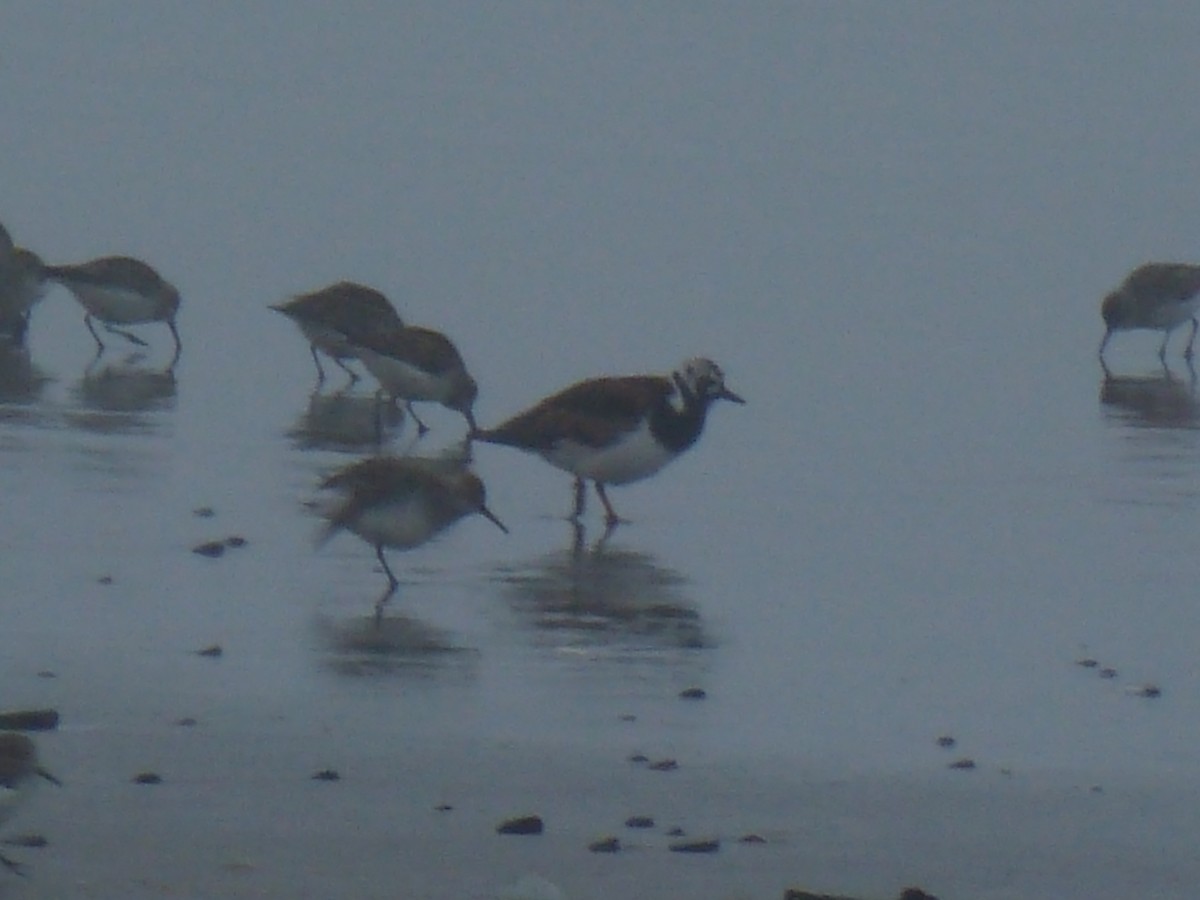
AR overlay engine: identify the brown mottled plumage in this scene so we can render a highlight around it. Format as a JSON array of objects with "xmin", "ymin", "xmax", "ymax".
[{"xmin": 1100, "ymin": 263, "xmax": 1200, "ymax": 363}]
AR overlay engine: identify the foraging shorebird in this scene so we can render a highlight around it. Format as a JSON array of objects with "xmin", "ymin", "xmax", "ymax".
[
  {"xmin": 0, "ymin": 732, "xmax": 60, "ymax": 876},
  {"xmin": 351, "ymin": 323, "xmax": 479, "ymax": 436},
  {"xmin": 474, "ymin": 357, "xmax": 744, "ymax": 526},
  {"xmin": 1100, "ymin": 263, "xmax": 1200, "ymax": 364},
  {"xmin": 317, "ymin": 455, "xmax": 507, "ymax": 617},
  {"xmin": 43, "ymin": 256, "xmax": 182, "ymax": 365},
  {"xmin": 271, "ymin": 281, "xmax": 404, "ymax": 384}
]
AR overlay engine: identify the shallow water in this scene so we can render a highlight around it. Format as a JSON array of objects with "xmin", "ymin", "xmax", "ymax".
[{"xmin": 4, "ymin": 4, "xmax": 1200, "ymax": 898}]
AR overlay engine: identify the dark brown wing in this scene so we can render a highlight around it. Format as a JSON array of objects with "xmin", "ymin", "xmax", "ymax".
[
  {"xmin": 1125, "ymin": 263, "xmax": 1200, "ymax": 300},
  {"xmin": 357, "ymin": 325, "xmax": 466, "ymax": 375},
  {"xmin": 479, "ymin": 375, "xmax": 673, "ymax": 450},
  {"xmin": 45, "ymin": 256, "xmax": 168, "ymax": 293},
  {"xmin": 282, "ymin": 282, "xmax": 403, "ymax": 328}
]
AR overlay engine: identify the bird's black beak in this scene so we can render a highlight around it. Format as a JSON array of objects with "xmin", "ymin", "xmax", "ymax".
[{"xmin": 480, "ymin": 505, "xmax": 508, "ymax": 533}]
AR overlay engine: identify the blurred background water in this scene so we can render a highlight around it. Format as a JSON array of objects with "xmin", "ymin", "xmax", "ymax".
[{"xmin": 4, "ymin": 3, "xmax": 1200, "ymax": 896}]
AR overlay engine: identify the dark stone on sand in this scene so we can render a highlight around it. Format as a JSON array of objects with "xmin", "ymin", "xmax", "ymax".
[
  {"xmin": 434, "ymin": 803, "xmax": 454, "ymax": 812},
  {"xmin": 934, "ymin": 735, "xmax": 955, "ymax": 748},
  {"xmin": 35, "ymin": 671, "xmax": 56, "ymax": 679},
  {"xmin": 669, "ymin": 838, "xmax": 719, "ymax": 853},
  {"xmin": 898, "ymin": 889, "xmax": 941, "ymax": 900},
  {"xmin": 496, "ymin": 814, "xmax": 544, "ymax": 835},
  {"xmin": 589, "ymin": 836, "xmax": 621, "ymax": 853},
  {"xmin": 192, "ymin": 540, "xmax": 226, "ymax": 558},
  {"xmin": 175, "ymin": 717, "xmax": 198, "ymax": 727},
  {"xmin": 666, "ymin": 826, "xmax": 685, "ymax": 837},
  {"xmin": 1076, "ymin": 658, "xmax": 1099, "ymax": 668},
  {"xmin": 627, "ymin": 753, "xmax": 649, "ymax": 764},
  {"xmin": 311, "ymin": 769, "xmax": 341, "ymax": 782},
  {"xmin": 1132, "ymin": 684, "xmax": 1162, "ymax": 698},
  {"xmin": 679, "ymin": 687, "xmax": 707, "ymax": 700},
  {"xmin": 193, "ymin": 507, "xmax": 216, "ymax": 518},
  {"xmin": 947, "ymin": 757, "xmax": 976, "ymax": 770},
  {"xmin": 195, "ymin": 644, "xmax": 223, "ymax": 658},
  {"xmin": 648, "ymin": 758, "xmax": 679, "ymax": 771},
  {"xmin": 97, "ymin": 575, "xmax": 114, "ymax": 585},
  {"xmin": 1, "ymin": 834, "xmax": 47, "ymax": 849},
  {"xmin": 739, "ymin": 833, "xmax": 767, "ymax": 844},
  {"xmin": 1099, "ymin": 667, "xmax": 1118, "ymax": 679},
  {"xmin": 0, "ymin": 709, "xmax": 59, "ymax": 731},
  {"xmin": 225, "ymin": 535, "xmax": 247, "ymax": 548},
  {"xmin": 133, "ymin": 772, "xmax": 163, "ymax": 785},
  {"xmin": 618, "ymin": 713, "xmax": 637, "ymax": 722},
  {"xmin": 624, "ymin": 815, "xmax": 655, "ymax": 829}
]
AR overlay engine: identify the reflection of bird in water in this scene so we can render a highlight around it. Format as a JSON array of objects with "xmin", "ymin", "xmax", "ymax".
[
  {"xmin": 315, "ymin": 454, "xmax": 507, "ymax": 621},
  {"xmin": 1100, "ymin": 365, "xmax": 1200, "ymax": 429},
  {"xmin": 0, "ymin": 732, "xmax": 60, "ymax": 876},
  {"xmin": 1099, "ymin": 263, "xmax": 1200, "ymax": 365},
  {"xmin": 43, "ymin": 255, "xmax": 182, "ymax": 367},
  {"xmin": 494, "ymin": 521, "xmax": 707, "ymax": 651},
  {"xmin": 475, "ymin": 358, "xmax": 744, "ymax": 527},
  {"xmin": 66, "ymin": 360, "xmax": 178, "ymax": 435},
  {"xmin": 271, "ymin": 281, "xmax": 405, "ymax": 385},
  {"xmin": 287, "ymin": 388, "xmax": 405, "ymax": 452}
]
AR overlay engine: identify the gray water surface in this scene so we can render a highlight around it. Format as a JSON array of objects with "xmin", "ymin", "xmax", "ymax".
[{"xmin": 4, "ymin": 4, "xmax": 1200, "ymax": 898}]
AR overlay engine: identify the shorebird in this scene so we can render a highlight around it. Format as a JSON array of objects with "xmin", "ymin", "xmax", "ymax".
[
  {"xmin": 351, "ymin": 323, "xmax": 479, "ymax": 436},
  {"xmin": 1099, "ymin": 263, "xmax": 1200, "ymax": 363},
  {"xmin": 0, "ymin": 223, "xmax": 48, "ymax": 346},
  {"xmin": 0, "ymin": 732, "xmax": 60, "ymax": 876},
  {"xmin": 271, "ymin": 281, "xmax": 404, "ymax": 384},
  {"xmin": 316, "ymin": 455, "xmax": 507, "ymax": 617},
  {"xmin": 474, "ymin": 357, "xmax": 745, "ymax": 526},
  {"xmin": 43, "ymin": 255, "xmax": 182, "ymax": 365}
]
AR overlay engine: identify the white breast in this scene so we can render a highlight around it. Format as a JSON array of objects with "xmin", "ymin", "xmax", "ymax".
[
  {"xmin": 69, "ymin": 283, "xmax": 162, "ymax": 324},
  {"xmin": 358, "ymin": 348, "xmax": 449, "ymax": 402},
  {"xmin": 544, "ymin": 418, "xmax": 676, "ymax": 485}
]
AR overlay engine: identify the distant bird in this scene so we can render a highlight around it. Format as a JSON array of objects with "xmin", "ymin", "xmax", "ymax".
[
  {"xmin": 474, "ymin": 357, "xmax": 745, "ymax": 526},
  {"xmin": 0, "ymin": 222, "xmax": 48, "ymax": 346},
  {"xmin": 1099, "ymin": 263, "xmax": 1200, "ymax": 363},
  {"xmin": 0, "ymin": 732, "xmax": 60, "ymax": 876},
  {"xmin": 351, "ymin": 323, "xmax": 479, "ymax": 436},
  {"xmin": 271, "ymin": 281, "xmax": 404, "ymax": 384},
  {"xmin": 43, "ymin": 256, "xmax": 181, "ymax": 365},
  {"xmin": 316, "ymin": 455, "xmax": 507, "ymax": 617}
]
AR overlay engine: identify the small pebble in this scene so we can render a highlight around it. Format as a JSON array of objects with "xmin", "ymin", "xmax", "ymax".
[
  {"xmin": 0, "ymin": 709, "xmax": 59, "ymax": 731},
  {"xmin": 624, "ymin": 816, "xmax": 655, "ymax": 829},
  {"xmin": 1129, "ymin": 684, "xmax": 1162, "ymax": 698},
  {"xmin": 947, "ymin": 758, "xmax": 976, "ymax": 770},
  {"xmin": 678, "ymin": 687, "xmax": 707, "ymax": 700},
  {"xmin": 1099, "ymin": 667, "xmax": 1118, "ymax": 679},
  {"xmin": 1, "ymin": 834, "xmax": 47, "ymax": 849},
  {"xmin": 175, "ymin": 717, "xmax": 198, "ymax": 727},
  {"xmin": 97, "ymin": 575, "xmax": 114, "ymax": 585},
  {"xmin": 648, "ymin": 758, "xmax": 678, "ymax": 772},
  {"xmin": 618, "ymin": 713, "xmax": 637, "ymax": 722},
  {"xmin": 627, "ymin": 753, "xmax": 649, "ymax": 764},
  {"xmin": 666, "ymin": 826, "xmax": 685, "ymax": 837},
  {"xmin": 192, "ymin": 540, "xmax": 226, "ymax": 558},
  {"xmin": 496, "ymin": 814, "xmax": 544, "ymax": 835},
  {"xmin": 225, "ymin": 535, "xmax": 247, "ymax": 548},
  {"xmin": 669, "ymin": 838, "xmax": 719, "ymax": 854},
  {"xmin": 195, "ymin": 644, "xmax": 223, "ymax": 658},
  {"xmin": 193, "ymin": 507, "xmax": 216, "ymax": 518},
  {"xmin": 1075, "ymin": 658, "xmax": 1099, "ymax": 668},
  {"xmin": 738, "ymin": 833, "xmax": 767, "ymax": 844},
  {"xmin": 935, "ymin": 735, "xmax": 956, "ymax": 748},
  {"xmin": 35, "ymin": 671, "xmax": 56, "ymax": 680},
  {"xmin": 588, "ymin": 836, "xmax": 621, "ymax": 853},
  {"xmin": 311, "ymin": 769, "xmax": 340, "ymax": 782},
  {"xmin": 434, "ymin": 803, "xmax": 453, "ymax": 812},
  {"xmin": 132, "ymin": 772, "xmax": 162, "ymax": 785}
]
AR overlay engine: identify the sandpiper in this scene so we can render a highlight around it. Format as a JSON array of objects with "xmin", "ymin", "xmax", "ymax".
[
  {"xmin": 0, "ymin": 223, "xmax": 48, "ymax": 346},
  {"xmin": 1099, "ymin": 263, "xmax": 1200, "ymax": 363},
  {"xmin": 43, "ymin": 255, "xmax": 182, "ymax": 365},
  {"xmin": 351, "ymin": 323, "xmax": 479, "ymax": 435},
  {"xmin": 474, "ymin": 357, "xmax": 745, "ymax": 526},
  {"xmin": 317, "ymin": 455, "xmax": 507, "ymax": 617},
  {"xmin": 271, "ymin": 281, "xmax": 404, "ymax": 384},
  {"xmin": 0, "ymin": 732, "xmax": 60, "ymax": 876}
]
